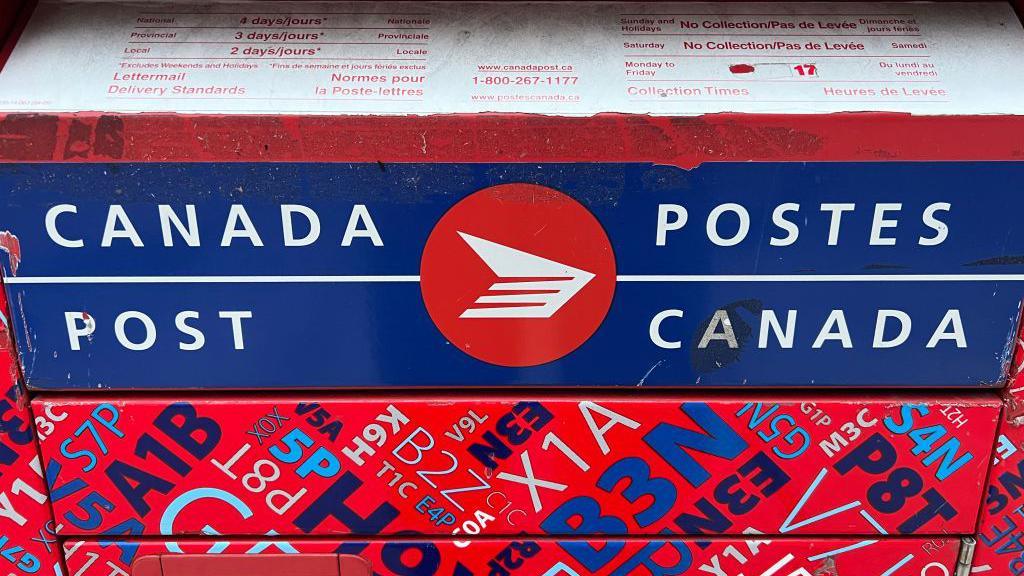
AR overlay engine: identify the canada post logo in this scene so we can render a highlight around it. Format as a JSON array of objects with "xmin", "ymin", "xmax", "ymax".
[{"xmin": 421, "ymin": 184, "xmax": 616, "ymax": 367}]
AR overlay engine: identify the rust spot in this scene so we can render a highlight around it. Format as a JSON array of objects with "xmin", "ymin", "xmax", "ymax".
[{"xmin": 729, "ymin": 63, "xmax": 756, "ymax": 74}]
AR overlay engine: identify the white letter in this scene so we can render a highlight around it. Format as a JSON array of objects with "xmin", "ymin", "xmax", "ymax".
[
  {"xmin": 101, "ymin": 205, "xmax": 143, "ymax": 247},
  {"xmin": 115, "ymin": 311, "xmax": 156, "ymax": 351},
  {"xmin": 699, "ymin": 309, "xmax": 738, "ymax": 348},
  {"xmin": 46, "ymin": 205, "xmax": 84, "ymax": 248},
  {"xmin": 341, "ymin": 204, "xmax": 383, "ymax": 246},
  {"xmin": 873, "ymin": 310, "xmax": 911, "ymax": 348},
  {"xmin": 770, "ymin": 203, "xmax": 800, "ymax": 246},
  {"xmin": 650, "ymin": 309, "xmax": 683, "ymax": 349},
  {"xmin": 175, "ymin": 311, "xmax": 205, "ymax": 351},
  {"xmin": 919, "ymin": 202, "xmax": 951, "ymax": 246},
  {"xmin": 759, "ymin": 310, "xmax": 797, "ymax": 349},
  {"xmin": 656, "ymin": 204, "xmax": 687, "ymax": 246},
  {"xmin": 159, "ymin": 205, "xmax": 200, "ymax": 247},
  {"xmin": 281, "ymin": 205, "xmax": 321, "ymax": 247},
  {"xmin": 927, "ymin": 310, "xmax": 967, "ymax": 348},
  {"xmin": 266, "ymin": 488, "xmax": 307, "ymax": 515},
  {"xmin": 0, "ymin": 493, "xmax": 26, "ymax": 526},
  {"xmin": 706, "ymin": 203, "xmax": 750, "ymax": 247},
  {"xmin": 820, "ymin": 203, "xmax": 855, "ymax": 246},
  {"xmin": 221, "ymin": 205, "xmax": 264, "ymax": 247},
  {"xmin": 64, "ymin": 312, "xmax": 95, "ymax": 351},
  {"xmin": 813, "ymin": 310, "xmax": 852, "ymax": 348},
  {"xmin": 219, "ymin": 311, "xmax": 253, "ymax": 350},
  {"xmin": 870, "ymin": 203, "xmax": 902, "ymax": 246},
  {"xmin": 578, "ymin": 401, "xmax": 641, "ymax": 455}
]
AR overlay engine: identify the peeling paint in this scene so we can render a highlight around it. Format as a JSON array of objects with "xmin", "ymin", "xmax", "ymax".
[
  {"xmin": 0, "ymin": 230, "xmax": 19, "ymax": 276},
  {"xmin": 814, "ymin": 557, "xmax": 838, "ymax": 575}
]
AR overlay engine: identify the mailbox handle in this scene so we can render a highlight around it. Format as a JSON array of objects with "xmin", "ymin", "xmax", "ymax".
[{"xmin": 132, "ymin": 554, "xmax": 371, "ymax": 576}]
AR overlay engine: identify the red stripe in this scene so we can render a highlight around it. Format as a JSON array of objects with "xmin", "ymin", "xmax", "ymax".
[{"xmin": 1, "ymin": 112, "xmax": 1023, "ymax": 166}]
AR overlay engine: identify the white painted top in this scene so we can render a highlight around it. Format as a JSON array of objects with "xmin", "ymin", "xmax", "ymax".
[{"xmin": 1, "ymin": 0, "xmax": 1023, "ymax": 115}]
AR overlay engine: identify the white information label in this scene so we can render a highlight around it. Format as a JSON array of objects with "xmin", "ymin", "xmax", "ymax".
[{"xmin": 1, "ymin": 1, "xmax": 1023, "ymax": 115}]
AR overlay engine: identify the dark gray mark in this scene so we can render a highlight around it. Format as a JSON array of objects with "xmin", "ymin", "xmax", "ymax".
[
  {"xmin": 690, "ymin": 299, "xmax": 762, "ymax": 374},
  {"xmin": 863, "ymin": 263, "xmax": 910, "ymax": 270},
  {"xmin": 966, "ymin": 255, "xmax": 1024, "ymax": 266}
]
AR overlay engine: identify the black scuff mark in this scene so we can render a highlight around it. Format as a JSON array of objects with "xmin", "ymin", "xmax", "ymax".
[
  {"xmin": 966, "ymin": 255, "xmax": 1024, "ymax": 266},
  {"xmin": 863, "ymin": 263, "xmax": 909, "ymax": 270}
]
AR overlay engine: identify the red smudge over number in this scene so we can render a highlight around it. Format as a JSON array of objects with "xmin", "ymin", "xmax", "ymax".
[
  {"xmin": 0, "ymin": 231, "xmax": 19, "ymax": 276},
  {"xmin": 730, "ymin": 64, "xmax": 756, "ymax": 74}
]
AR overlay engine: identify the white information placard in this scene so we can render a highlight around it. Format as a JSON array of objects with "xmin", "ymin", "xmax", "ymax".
[{"xmin": 1, "ymin": 1, "xmax": 1023, "ymax": 115}]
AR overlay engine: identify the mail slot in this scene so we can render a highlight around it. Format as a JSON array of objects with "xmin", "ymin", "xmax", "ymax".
[
  {"xmin": 36, "ymin": 395, "xmax": 1000, "ymax": 538},
  {"xmin": 132, "ymin": 554, "xmax": 372, "ymax": 576},
  {"xmin": 65, "ymin": 537, "xmax": 965, "ymax": 576}
]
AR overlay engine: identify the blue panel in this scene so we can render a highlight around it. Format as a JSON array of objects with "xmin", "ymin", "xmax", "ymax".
[{"xmin": 1, "ymin": 162, "xmax": 1021, "ymax": 389}]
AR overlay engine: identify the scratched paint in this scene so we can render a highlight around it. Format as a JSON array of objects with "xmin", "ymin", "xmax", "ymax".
[{"xmin": 0, "ymin": 282, "xmax": 63, "ymax": 576}]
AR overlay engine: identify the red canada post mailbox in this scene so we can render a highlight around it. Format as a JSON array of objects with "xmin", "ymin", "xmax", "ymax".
[{"xmin": 1, "ymin": 1, "xmax": 1024, "ymax": 575}]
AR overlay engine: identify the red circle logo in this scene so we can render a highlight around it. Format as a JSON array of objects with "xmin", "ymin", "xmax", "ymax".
[{"xmin": 421, "ymin": 183, "xmax": 616, "ymax": 367}]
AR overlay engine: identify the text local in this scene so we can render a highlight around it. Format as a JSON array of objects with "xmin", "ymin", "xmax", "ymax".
[{"xmin": 42, "ymin": 201, "xmax": 951, "ymax": 249}]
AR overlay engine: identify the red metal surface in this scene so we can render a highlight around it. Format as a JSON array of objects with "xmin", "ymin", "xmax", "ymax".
[
  {"xmin": 63, "ymin": 537, "xmax": 963, "ymax": 576},
  {"xmin": 1, "ymin": 113, "xmax": 1023, "ymax": 165},
  {"xmin": 0, "ymin": 283, "xmax": 64, "ymax": 576},
  {"xmin": 132, "ymin": 553, "xmax": 372, "ymax": 576},
  {"xmin": 36, "ymin": 395, "xmax": 998, "ymax": 539},
  {"xmin": 972, "ymin": 319, "xmax": 1024, "ymax": 575}
]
